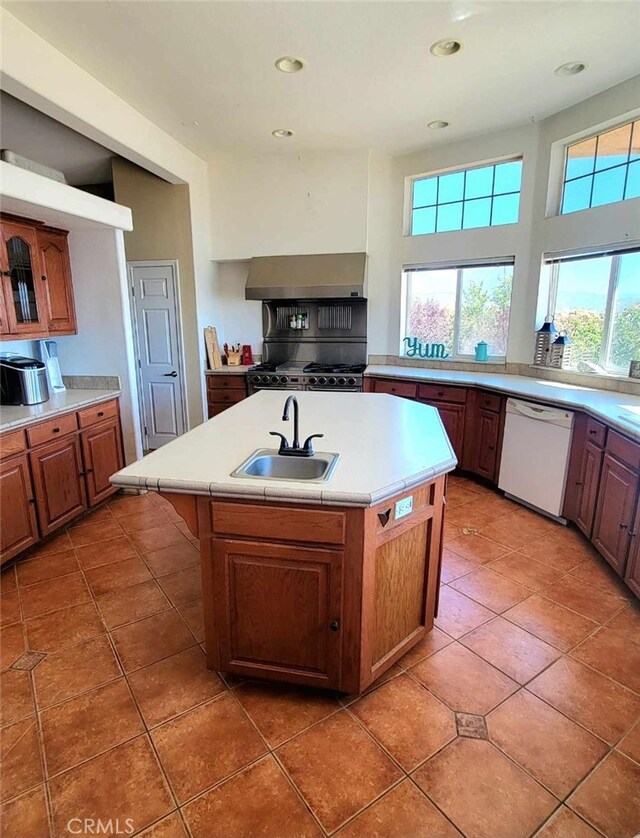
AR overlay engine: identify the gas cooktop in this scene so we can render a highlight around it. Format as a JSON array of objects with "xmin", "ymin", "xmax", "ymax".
[{"xmin": 247, "ymin": 361, "xmax": 366, "ymax": 392}]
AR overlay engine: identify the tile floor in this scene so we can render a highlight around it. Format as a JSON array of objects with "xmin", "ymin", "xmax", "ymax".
[{"xmin": 1, "ymin": 477, "xmax": 639, "ymax": 838}]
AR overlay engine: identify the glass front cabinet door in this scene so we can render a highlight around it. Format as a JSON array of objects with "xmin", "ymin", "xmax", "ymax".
[{"xmin": 1, "ymin": 221, "xmax": 48, "ymax": 337}]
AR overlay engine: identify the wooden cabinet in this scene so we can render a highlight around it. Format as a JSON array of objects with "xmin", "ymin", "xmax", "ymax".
[
  {"xmin": 0, "ymin": 398, "xmax": 124, "ymax": 562},
  {"xmin": 81, "ymin": 418, "xmax": 124, "ymax": 507},
  {"xmin": 592, "ymin": 453, "xmax": 638, "ymax": 575},
  {"xmin": 0, "ymin": 215, "xmax": 77, "ymax": 341},
  {"xmin": 211, "ymin": 539, "xmax": 343, "ymax": 689},
  {"xmin": 0, "ymin": 454, "xmax": 39, "ymax": 562},
  {"xmin": 206, "ymin": 374, "xmax": 248, "ymax": 418},
  {"xmin": 563, "ymin": 413, "xmax": 606, "ymax": 538},
  {"xmin": 30, "ymin": 435, "xmax": 88, "ymax": 537},
  {"xmin": 418, "ymin": 399, "xmax": 466, "ymax": 462},
  {"xmin": 462, "ymin": 389, "xmax": 504, "ymax": 482},
  {"xmin": 371, "ymin": 378, "xmax": 417, "ymax": 399},
  {"xmin": 37, "ymin": 228, "xmax": 77, "ymax": 334},
  {"xmin": 625, "ymin": 502, "xmax": 640, "ymax": 597},
  {"xmin": 0, "ymin": 219, "xmax": 48, "ymax": 338},
  {"xmin": 190, "ymin": 475, "xmax": 445, "ymax": 693}
]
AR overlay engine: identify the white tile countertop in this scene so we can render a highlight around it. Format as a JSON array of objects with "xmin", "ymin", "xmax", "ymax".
[
  {"xmin": 365, "ymin": 365, "xmax": 640, "ymax": 441},
  {"xmin": 111, "ymin": 390, "xmax": 456, "ymax": 507},
  {"xmin": 0, "ymin": 389, "xmax": 121, "ymax": 433}
]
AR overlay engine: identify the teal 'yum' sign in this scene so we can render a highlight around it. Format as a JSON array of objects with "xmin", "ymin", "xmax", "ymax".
[{"xmin": 404, "ymin": 337, "xmax": 450, "ymax": 359}]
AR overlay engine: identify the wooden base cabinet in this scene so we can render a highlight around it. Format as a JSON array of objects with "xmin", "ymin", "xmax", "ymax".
[
  {"xmin": 462, "ymin": 390, "xmax": 504, "ymax": 482},
  {"xmin": 29, "ymin": 435, "xmax": 87, "ymax": 537},
  {"xmin": 81, "ymin": 419, "xmax": 124, "ymax": 506},
  {"xmin": 0, "ymin": 454, "xmax": 39, "ymax": 561},
  {"xmin": 0, "ymin": 398, "xmax": 124, "ymax": 564},
  {"xmin": 206, "ymin": 374, "xmax": 247, "ymax": 418},
  {"xmin": 171, "ymin": 476, "xmax": 445, "ymax": 693},
  {"xmin": 592, "ymin": 453, "xmax": 639, "ymax": 575},
  {"xmin": 212, "ymin": 539, "xmax": 343, "ymax": 689},
  {"xmin": 625, "ymin": 502, "xmax": 640, "ymax": 597}
]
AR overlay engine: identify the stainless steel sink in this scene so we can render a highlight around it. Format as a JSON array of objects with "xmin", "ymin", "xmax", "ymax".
[{"xmin": 231, "ymin": 448, "xmax": 339, "ymax": 482}]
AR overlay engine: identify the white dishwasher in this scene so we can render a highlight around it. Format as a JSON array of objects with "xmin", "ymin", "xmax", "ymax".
[{"xmin": 498, "ymin": 398, "xmax": 574, "ymax": 521}]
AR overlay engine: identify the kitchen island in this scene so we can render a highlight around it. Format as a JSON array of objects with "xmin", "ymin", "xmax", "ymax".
[{"xmin": 111, "ymin": 391, "xmax": 456, "ymax": 693}]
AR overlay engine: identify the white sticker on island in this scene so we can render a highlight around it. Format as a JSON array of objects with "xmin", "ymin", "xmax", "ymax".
[{"xmin": 395, "ymin": 496, "xmax": 413, "ymax": 520}]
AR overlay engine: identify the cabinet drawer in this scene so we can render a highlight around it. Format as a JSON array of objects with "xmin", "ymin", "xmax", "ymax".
[
  {"xmin": 208, "ymin": 402, "xmax": 232, "ymax": 418},
  {"xmin": 606, "ymin": 430, "xmax": 640, "ymax": 471},
  {"xmin": 206, "ymin": 375, "xmax": 246, "ymax": 391},
  {"xmin": 417, "ymin": 383, "xmax": 467, "ymax": 403},
  {"xmin": 372, "ymin": 379, "xmax": 417, "ymax": 398},
  {"xmin": 26, "ymin": 412, "xmax": 77, "ymax": 447},
  {"xmin": 585, "ymin": 417, "xmax": 607, "ymax": 448},
  {"xmin": 476, "ymin": 391, "xmax": 502, "ymax": 413},
  {"xmin": 211, "ymin": 501, "xmax": 346, "ymax": 545},
  {"xmin": 77, "ymin": 399, "xmax": 119, "ymax": 428},
  {"xmin": 0, "ymin": 429, "xmax": 27, "ymax": 457},
  {"xmin": 207, "ymin": 389, "xmax": 246, "ymax": 405}
]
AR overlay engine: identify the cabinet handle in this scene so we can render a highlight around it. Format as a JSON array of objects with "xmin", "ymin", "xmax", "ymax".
[
  {"xmin": 86, "ymin": 468, "xmax": 94, "ymax": 474},
  {"xmin": 437, "ymin": 390, "xmax": 444, "ymax": 396},
  {"xmin": 329, "ymin": 620, "xmax": 340, "ymax": 632},
  {"xmin": 488, "ymin": 445, "xmax": 495, "ymax": 451},
  {"xmin": 1, "ymin": 270, "xmax": 10, "ymax": 277},
  {"xmin": 28, "ymin": 497, "xmax": 36, "ymax": 504},
  {"xmin": 41, "ymin": 275, "xmax": 47, "ymax": 282},
  {"xmin": 589, "ymin": 430, "xmax": 597, "ymax": 434},
  {"xmin": 620, "ymin": 523, "xmax": 628, "ymax": 530},
  {"xmin": 97, "ymin": 411, "xmax": 104, "ymax": 417},
  {"xmin": 78, "ymin": 471, "xmax": 85, "ymax": 477},
  {"xmin": 575, "ymin": 481, "xmax": 583, "ymax": 486},
  {"xmin": 52, "ymin": 427, "xmax": 60, "ymax": 433}
]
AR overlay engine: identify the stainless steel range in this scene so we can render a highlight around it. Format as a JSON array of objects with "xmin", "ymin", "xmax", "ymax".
[
  {"xmin": 247, "ymin": 297, "xmax": 367, "ymax": 395},
  {"xmin": 248, "ymin": 362, "xmax": 366, "ymax": 394}
]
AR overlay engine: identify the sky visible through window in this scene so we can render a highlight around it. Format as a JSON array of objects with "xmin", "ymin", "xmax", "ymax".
[
  {"xmin": 562, "ymin": 119, "xmax": 640, "ymax": 213},
  {"xmin": 412, "ymin": 160, "xmax": 522, "ymax": 235}
]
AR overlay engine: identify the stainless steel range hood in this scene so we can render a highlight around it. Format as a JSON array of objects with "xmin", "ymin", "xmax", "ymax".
[{"xmin": 245, "ymin": 252, "xmax": 367, "ymax": 300}]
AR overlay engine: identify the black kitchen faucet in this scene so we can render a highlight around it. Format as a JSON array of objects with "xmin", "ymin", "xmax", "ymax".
[{"xmin": 270, "ymin": 395, "xmax": 324, "ymax": 457}]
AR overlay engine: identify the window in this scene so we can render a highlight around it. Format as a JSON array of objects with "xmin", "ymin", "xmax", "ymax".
[
  {"xmin": 403, "ymin": 260, "xmax": 514, "ymax": 359},
  {"xmin": 411, "ymin": 159, "xmax": 523, "ymax": 235},
  {"xmin": 543, "ymin": 247, "xmax": 640, "ymax": 373},
  {"xmin": 561, "ymin": 119, "xmax": 640, "ymax": 214}
]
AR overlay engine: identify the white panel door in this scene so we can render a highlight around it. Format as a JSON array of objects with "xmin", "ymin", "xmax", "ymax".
[{"xmin": 130, "ymin": 263, "xmax": 186, "ymax": 449}]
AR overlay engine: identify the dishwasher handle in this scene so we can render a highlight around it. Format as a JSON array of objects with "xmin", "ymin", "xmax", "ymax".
[{"xmin": 506, "ymin": 398, "xmax": 573, "ymax": 424}]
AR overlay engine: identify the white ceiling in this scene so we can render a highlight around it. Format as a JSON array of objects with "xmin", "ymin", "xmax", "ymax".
[
  {"xmin": 0, "ymin": 92, "xmax": 114, "ymax": 184},
  {"xmin": 4, "ymin": 1, "xmax": 640, "ymax": 160}
]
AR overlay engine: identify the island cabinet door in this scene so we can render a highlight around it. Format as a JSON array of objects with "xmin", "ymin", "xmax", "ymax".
[{"xmin": 210, "ymin": 539, "xmax": 343, "ymax": 690}]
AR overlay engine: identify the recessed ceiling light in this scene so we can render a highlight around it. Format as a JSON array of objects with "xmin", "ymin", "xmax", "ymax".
[
  {"xmin": 275, "ymin": 56, "xmax": 306, "ymax": 73},
  {"xmin": 555, "ymin": 61, "xmax": 587, "ymax": 77},
  {"xmin": 430, "ymin": 39, "xmax": 462, "ymax": 57},
  {"xmin": 427, "ymin": 120, "xmax": 450, "ymax": 130},
  {"xmin": 272, "ymin": 129, "xmax": 294, "ymax": 139}
]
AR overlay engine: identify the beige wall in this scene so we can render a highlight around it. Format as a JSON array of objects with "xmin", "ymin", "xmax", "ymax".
[{"xmin": 112, "ymin": 158, "xmax": 202, "ymax": 427}]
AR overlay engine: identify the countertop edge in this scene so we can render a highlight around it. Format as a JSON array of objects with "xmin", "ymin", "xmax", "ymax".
[
  {"xmin": 365, "ymin": 365, "xmax": 640, "ymax": 441},
  {"xmin": 205, "ymin": 366, "xmax": 252, "ymax": 376},
  {"xmin": 110, "ymin": 460, "xmax": 457, "ymax": 508},
  {"xmin": 0, "ymin": 390, "xmax": 122, "ymax": 433}
]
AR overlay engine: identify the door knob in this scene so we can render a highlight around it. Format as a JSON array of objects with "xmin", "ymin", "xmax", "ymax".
[
  {"xmin": 329, "ymin": 620, "xmax": 340, "ymax": 632},
  {"xmin": 163, "ymin": 371, "xmax": 178, "ymax": 377}
]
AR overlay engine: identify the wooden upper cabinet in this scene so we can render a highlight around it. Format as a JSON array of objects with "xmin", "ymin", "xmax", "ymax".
[
  {"xmin": 592, "ymin": 453, "xmax": 638, "ymax": 575},
  {"xmin": 0, "ymin": 453, "xmax": 39, "ymax": 564},
  {"xmin": 0, "ymin": 216, "xmax": 76, "ymax": 340},
  {"xmin": 37, "ymin": 228, "xmax": 77, "ymax": 334},
  {"xmin": 0, "ymin": 219, "xmax": 48, "ymax": 338},
  {"xmin": 81, "ymin": 418, "xmax": 124, "ymax": 507}
]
